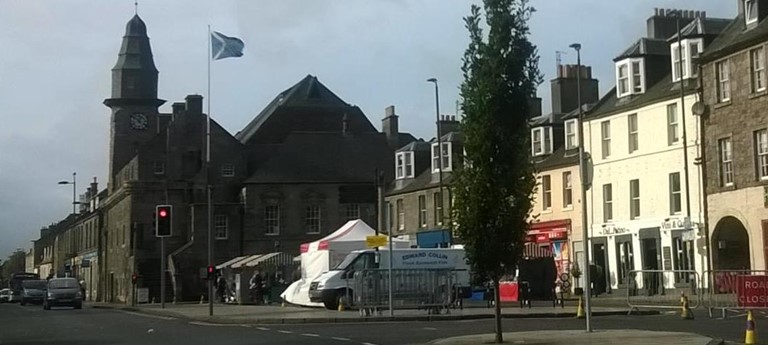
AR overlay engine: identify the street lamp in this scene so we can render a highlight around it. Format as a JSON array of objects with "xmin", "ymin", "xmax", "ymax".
[
  {"xmin": 58, "ymin": 172, "xmax": 77, "ymax": 215},
  {"xmin": 570, "ymin": 42, "xmax": 592, "ymax": 332},
  {"xmin": 427, "ymin": 78, "xmax": 445, "ymax": 227}
]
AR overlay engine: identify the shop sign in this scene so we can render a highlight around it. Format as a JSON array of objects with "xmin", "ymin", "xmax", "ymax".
[
  {"xmin": 602, "ymin": 224, "xmax": 630, "ymax": 235},
  {"xmin": 662, "ymin": 217, "xmax": 690, "ymax": 230}
]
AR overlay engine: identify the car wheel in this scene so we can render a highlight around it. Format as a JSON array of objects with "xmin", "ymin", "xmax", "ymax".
[
  {"xmin": 74, "ymin": 303, "xmax": 82, "ymax": 310},
  {"xmin": 43, "ymin": 301, "xmax": 50, "ymax": 310}
]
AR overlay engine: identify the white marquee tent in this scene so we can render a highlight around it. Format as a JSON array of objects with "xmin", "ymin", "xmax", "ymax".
[{"xmin": 280, "ymin": 219, "xmax": 409, "ymax": 307}]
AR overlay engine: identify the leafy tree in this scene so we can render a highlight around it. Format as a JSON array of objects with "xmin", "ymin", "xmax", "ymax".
[
  {"xmin": 1, "ymin": 249, "xmax": 27, "ymax": 281},
  {"xmin": 452, "ymin": 0, "xmax": 541, "ymax": 342}
]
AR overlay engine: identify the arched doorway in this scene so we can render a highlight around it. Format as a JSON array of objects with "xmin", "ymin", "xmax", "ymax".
[{"xmin": 712, "ymin": 216, "xmax": 750, "ymax": 270}]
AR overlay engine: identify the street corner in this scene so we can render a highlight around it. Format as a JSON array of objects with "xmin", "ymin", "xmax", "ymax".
[{"xmin": 424, "ymin": 330, "xmax": 715, "ymax": 345}]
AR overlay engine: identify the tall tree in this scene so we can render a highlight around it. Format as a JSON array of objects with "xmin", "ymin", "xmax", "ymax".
[
  {"xmin": 452, "ymin": 0, "xmax": 541, "ymax": 343},
  {"xmin": 1, "ymin": 249, "xmax": 27, "ymax": 279}
]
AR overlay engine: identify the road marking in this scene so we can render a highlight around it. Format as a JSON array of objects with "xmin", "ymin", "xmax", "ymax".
[
  {"xmin": 188, "ymin": 321, "xmax": 241, "ymax": 327},
  {"xmin": 332, "ymin": 337, "xmax": 351, "ymax": 341},
  {"xmin": 278, "ymin": 330, "xmax": 293, "ymax": 334},
  {"xmin": 302, "ymin": 333, "xmax": 320, "ymax": 337},
  {"xmin": 122, "ymin": 311, "xmax": 176, "ymax": 321},
  {"xmin": 423, "ymin": 327, "xmax": 437, "ymax": 331},
  {"xmin": 239, "ymin": 324, "xmax": 252, "ymax": 328},
  {"xmin": 361, "ymin": 343, "xmax": 378, "ymax": 345},
  {"xmin": 256, "ymin": 327, "xmax": 271, "ymax": 331}
]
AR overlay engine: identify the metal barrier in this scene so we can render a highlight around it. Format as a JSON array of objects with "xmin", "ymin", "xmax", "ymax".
[
  {"xmin": 350, "ymin": 269, "xmax": 459, "ymax": 316},
  {"xmin": 703, "ymin": 270, "xmax": 768, "ymax": 318},
  {"xmin": 626, "ymin": 269, "xmax": 700, "ymax": 314}
]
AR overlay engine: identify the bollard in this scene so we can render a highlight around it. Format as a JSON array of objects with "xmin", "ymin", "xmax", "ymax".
[
  {"xmin": 680, "ymin": 293, "xmax": 694, "ymax": 320},
  {"xmin": 199, "ymin": 294, "xmax": 205, "ymax": 305},
  {"xmin": 575, "ymin": 296, "xmax": 585, "ymax": 319},
  {"xmin": 745, "ymin": 310, "xmax": 757, "ymax": 345},
  {"xmin": 150, "ymin": 297, "xmax": 155, "ymax": 304},
  {"xmin": 337, "ymin": 299, "xmax": 345, "ymax": 312}
]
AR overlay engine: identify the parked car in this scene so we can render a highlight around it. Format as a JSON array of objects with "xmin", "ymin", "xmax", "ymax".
[
  {"xmin": 43, "ymin": 277, "xmax": 82, "ymax": 310},
  {"xmin": 0, "ymin": 289, "xmax": 10, "ymax": 303},
  {"xmin": 21, "ymin": 280, "xmax": 48, "ymax": 305}
]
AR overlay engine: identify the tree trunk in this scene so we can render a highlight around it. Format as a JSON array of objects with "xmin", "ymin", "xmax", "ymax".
[{"xmin": 494, "ymin": 278, "xmax": 503, "ymax": 343}]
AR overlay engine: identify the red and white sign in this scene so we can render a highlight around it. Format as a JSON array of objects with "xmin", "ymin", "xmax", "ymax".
[
  {"xmin": 737, "ymin": 275, "xmax": 768, "ymax": 308},
  {"xmin": 526, "ymin": 219, "xmax": 569, "ymax": 243}
]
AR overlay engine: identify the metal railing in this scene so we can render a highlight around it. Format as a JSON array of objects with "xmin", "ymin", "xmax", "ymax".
[
  {"xmin": 703, "ymin": 270, "xmax": 768, "ymax": 318},
  {"xmin": 625, "ymin": 269, "xmax": 700, "ymax": 314},
  {"xmin": 348, "ymin": 269, "xmax": 462, "ymax": 316}
]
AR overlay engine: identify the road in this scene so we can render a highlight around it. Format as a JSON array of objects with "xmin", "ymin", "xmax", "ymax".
[{"xmin": 0, "ymin": 302, "xmax": 759, "ymax": 345}]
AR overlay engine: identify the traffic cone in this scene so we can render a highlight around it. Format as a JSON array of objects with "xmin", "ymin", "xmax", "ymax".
[
  {"xmin": 575, "ymin": 296, "xmax": 585, "ymax": 319},
  {"xmin": 150, "ymin": 297, "xmax": 155, "ymax": 304},
  {"xmin": 281, "ymin": 298, "xmax": 286, "ymax": 307},
  {"xmin": 337, "ymin": 296, "xmax": 345, "ymax": 312},
  {"xmin": 680, "ymin": 293, "xmax": 694, "ymax": 320},
  {"xmin": 199, "ymin": 295, "xmax": 205, "ymax": 304},
  {"xmin": 745, "ymin": 310, "xmax": 757, "ymax": 345}
]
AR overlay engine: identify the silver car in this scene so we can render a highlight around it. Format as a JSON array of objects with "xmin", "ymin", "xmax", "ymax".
[
  {"xmin": 0, "ymin": 288, "xmax": 10, "ymax": 303},
  {"xmin": 43, "ymin": 278, "xmax": 82, "ymax": 310}
]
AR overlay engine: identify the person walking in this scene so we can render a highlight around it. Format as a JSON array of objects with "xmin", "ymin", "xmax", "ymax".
[{"xmin": 249, "ymin": 271, "xmax": 263, "ymax": 305}]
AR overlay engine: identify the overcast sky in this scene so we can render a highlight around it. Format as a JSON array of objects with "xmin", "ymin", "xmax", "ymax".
[{"xmin": 0, "ymin": 0, "xmax": 735, "ymax": 259}]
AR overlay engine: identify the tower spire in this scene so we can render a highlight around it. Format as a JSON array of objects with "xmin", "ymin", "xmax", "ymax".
[{"xmin": 134, "ymin": 0, "xmax": 138, "ymax": 15}]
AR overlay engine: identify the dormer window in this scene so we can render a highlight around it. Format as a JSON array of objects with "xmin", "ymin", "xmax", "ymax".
[
  {"xmin": 431, "ymin": 142, "xmax": 452, "ymax": 173},
  {"xmin": 564, "ymin": 119, "xmax": 578, "ymax": 150},
  {"xmin": 395, "ymin": 152, "xmax": 414, "ymax": 179},
  {"xmin": 616, "ymin": 58, "xmax": 645, "ymax": 98},
  {"xmin": 671, "ymin": 39, "xmax": 703, "ymax": 82},
  {"xmin": 746, "ymin": 0, "xmax": 758, "ymax": 25},
  {"xmin": 531, "ymin": 127, "xmax": 553, "ymax": 156}
]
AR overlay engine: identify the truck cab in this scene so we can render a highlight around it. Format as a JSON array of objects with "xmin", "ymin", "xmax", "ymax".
[{"xmin": 309, "ymin": 250, "xmax": 376, "ymax": 310}]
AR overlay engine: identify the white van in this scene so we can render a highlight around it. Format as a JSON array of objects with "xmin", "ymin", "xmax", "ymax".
[{"xmin": 309, "ymin": 248, "xmax": 471, "ymax": 310}]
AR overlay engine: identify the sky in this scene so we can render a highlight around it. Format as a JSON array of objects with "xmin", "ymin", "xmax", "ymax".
[{"xmin": 0, "ymin": 0, "xmax": 735, "ymax": 259}]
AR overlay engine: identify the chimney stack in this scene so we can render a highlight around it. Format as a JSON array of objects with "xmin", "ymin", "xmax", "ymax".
[
  {"xmin": 185, "ymin": 94, "xmax": 203, "ymax": 114},
  {"xmin": 382, "ymin": 105, "xmax": 400, "ymax": 149}
]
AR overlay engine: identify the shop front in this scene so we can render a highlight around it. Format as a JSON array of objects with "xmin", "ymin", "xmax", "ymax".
[{"xmin": 526, "ymin": 219, "xmax": 570, "ymax": 281}]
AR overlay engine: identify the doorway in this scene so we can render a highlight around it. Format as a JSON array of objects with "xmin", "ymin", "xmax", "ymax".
[
  {"xmin": 592, "ymin": 237, "xmax": 609, "ymax": 295},
  {"xmin": 712, "ymin": 216, "xmax": 750, "ymax": 270}
]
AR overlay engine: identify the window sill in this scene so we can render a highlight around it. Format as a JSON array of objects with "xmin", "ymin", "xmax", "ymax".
[
  {"xmin": 306, "ymin": 232, "xmax": 321, "ymax": 235},
  {"xmin": 265, "ymin": 233, "xmax": 280, "ymax": 237},
  {"xmin": 540, "ymin": 209, "xmax": 553, "ymax": 214},
  {"xmin": 750, "ymin": 90, "xmax": 768, "ymax": 99},
  {"xmin": 562, "ymin": 206, "xmax": 574, "ymax": 212},
  {"xmin": 714, "ymin": 101, "xmax": 732, "ymax": 109},
  {"xmin": 215, "ymin": 237, "xmax": 228, "ymax": 241}
]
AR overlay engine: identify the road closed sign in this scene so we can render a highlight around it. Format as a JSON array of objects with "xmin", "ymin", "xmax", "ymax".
[
  {"xmin": 365, "ymin": 235, "xmax": 388, "ymax": 248},
  {"xmin": 737, "ymin": 275, "xmax": 768, "ymax": 308}
]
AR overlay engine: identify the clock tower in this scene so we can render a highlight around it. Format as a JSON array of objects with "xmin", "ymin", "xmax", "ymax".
[{"xmin": 104, "ymin": 14, "xmax": 165, "ymax": 190}]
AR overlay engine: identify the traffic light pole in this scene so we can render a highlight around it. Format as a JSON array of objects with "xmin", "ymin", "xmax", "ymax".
[{"xmin": 161, "ymin": 237, "xmax": 165, "ymax": 309}]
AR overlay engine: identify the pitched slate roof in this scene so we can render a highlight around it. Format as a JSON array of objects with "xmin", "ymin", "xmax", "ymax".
[
  {"xmin": 668, "ymin": 17, "xmax": 733, "ymax": 41},
  {"xmin": 396, "ymin": 140, "xmax": 430, "ymax": 153},
  {"xmin": 244, "ymin": 132, "xmax": 393, "ymax": 184},
  {"xmin": 387, "ymin": 169, "xmax": 453, "ymax": 196},
  {"xmin": 700, "ymin": 14, "xmax": 768, "ymax": 63},
  {"xmin": 533, "ymin": 145, "xmax": 579, "ymax": 171},
  {"xmin": 235, "ymin": 75, "xmax": 353, "ymax": 144},
  {"xmin": 615, "ymin": 38, "xmax": 669, "ymax": 61}
]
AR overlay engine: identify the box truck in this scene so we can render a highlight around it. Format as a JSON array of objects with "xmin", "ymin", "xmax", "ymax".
[{"xmin": 308, "ymin": 248, "xmax": 470, "ymax": 310}]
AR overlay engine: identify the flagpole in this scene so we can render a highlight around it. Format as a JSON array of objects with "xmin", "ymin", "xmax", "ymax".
[{"xmin": 206, "ymin": 24, "xmax": 214, "ymax": 317}]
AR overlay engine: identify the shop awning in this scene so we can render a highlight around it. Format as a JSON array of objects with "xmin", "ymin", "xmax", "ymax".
[
  {"xmin": 232, "ymin": 254, "xmax": 264, "ymax": 269},
  {"xmin": 523, "ymin": 243, "xmax": 553, "ymax": 258},
  {"xmin": 216, "ymin": 255, "xmax": 250, "ymax": 270},
  {"xmin": 245, "ymin": 252, "xmax": 294, "ymax": 268}
]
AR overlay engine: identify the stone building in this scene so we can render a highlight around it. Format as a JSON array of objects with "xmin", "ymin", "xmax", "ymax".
[
  {"xmin": 583, "ymin": 8, "xmax": 727, "ymax": 293},
  {"xmin": 700, "ymin": 0, "xmax": 768, "ymax": 271}
]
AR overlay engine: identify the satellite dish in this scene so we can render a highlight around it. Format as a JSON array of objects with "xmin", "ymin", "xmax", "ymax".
[{"xmin": 691, "ymin": 101, "xmax": 707, "ymax": 116}]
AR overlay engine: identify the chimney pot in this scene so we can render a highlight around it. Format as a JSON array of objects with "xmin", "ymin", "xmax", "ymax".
[{"xmin": 702, "ymin": 11, "xmax": 706, "ymax": 19}]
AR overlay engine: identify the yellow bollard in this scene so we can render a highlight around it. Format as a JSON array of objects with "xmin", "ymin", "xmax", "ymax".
[
  {"xmin": 680, "ymin": 293, "xmax": 694, "ymax": 320},
  {"xmin": 745, "ymin": 310, "xmax": 757, "ymax": 345},
  {"xmin": 575, "ymin": 296, "xmax": 585, "ymax": 319}
]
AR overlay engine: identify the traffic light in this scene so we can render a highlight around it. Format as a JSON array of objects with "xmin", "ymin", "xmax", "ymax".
[
  {"xmin": 131, "ymin": 273, "xmax": 138, "ymax": 285},
  {"xmin": 207, "ymin": 265, "xmax": 215, "ymax": 280},
  {"xmin": 155, "ymin": 205, "xmax": 172, "ymax": 237}
]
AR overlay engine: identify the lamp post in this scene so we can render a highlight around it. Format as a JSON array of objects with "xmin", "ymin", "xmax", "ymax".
[
  {"xmin": 58, "ymin": 172, "xmax": 77, "ymax": 215},
  {"xmin": 427, "ymin": 78, "xmax": 445, "ymax": 227},
  {"xmin": 570, "ymin": 42, "xmax": 592, "ymax": 332}
]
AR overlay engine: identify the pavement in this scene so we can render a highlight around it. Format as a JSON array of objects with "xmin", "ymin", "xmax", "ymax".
[
  {"xmin": 0, "ymin": 302, "xmax": 760, "ymax": 345},
  {"xmin": 427, "ymin": 330, "xmax": 717, "ymax": 345},
  {"xmin": 90, "ymin": 298, "xmax": 655, "ymax": 324}
]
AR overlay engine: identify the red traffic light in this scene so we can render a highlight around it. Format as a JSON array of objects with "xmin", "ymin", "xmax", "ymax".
[
  {"xmin": 158, "ymin": 209, "xmax": 168, "ymax": 218},
  {"xmin": 207, "ymin": 265, "xmax": 214, "ymax": 274}
]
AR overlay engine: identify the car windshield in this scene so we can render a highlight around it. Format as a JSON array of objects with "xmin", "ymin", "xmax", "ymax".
[
  {"xmin": 22, "ymin": 280, "xmax": 47, "ymax": 290},
  {"xmin": 48, "ymin": 279, "xmax": 79, "ymax": 289},
  {"xmin": 332, "ymin": 253, "xmax": 360, "ymax": 271}
]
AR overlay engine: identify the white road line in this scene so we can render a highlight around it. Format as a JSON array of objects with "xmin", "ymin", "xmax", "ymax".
[
  {"xmin": 256, "ymin": 327, "xmax": 271, "ymax": 331},
  {"xmin": 188, "ymin": 321, "xmax": 241, "ymax": 327},
  {"xmin": 423, "ymin": 327, "xmax": 437, "ymax": 330},
  {"xmin": 278, "ymin": 330, "xmax": 294, "ymax": 334},
  {"xmin": 301, "ymin": 333, "xmax": 320, "ymax": 337},
  {"xmin": 122, "ymin": 311, "xmax": 176, "ymax": 321},
  {"xmin": 239, "ymin": 324, "xmax": 252, "ymax": 328},
  {"xmin": 361, "ymin": 342, "xmax": 378, "ymax": 345},
  {"xmin": 332, "ymin": 337, "xmax": 351, "ymax": 341}
]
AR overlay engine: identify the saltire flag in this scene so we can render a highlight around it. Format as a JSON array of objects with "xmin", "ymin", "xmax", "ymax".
[{"xmin": 211, "ymin": 31, "xmax": 244, "ymax": 60}]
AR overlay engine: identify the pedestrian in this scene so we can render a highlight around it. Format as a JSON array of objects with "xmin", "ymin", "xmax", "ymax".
[
  {"xmin": 79, "ymin": 280, "xmax": 87, "ymax": 301},
  {"xmin": 249, "ymin": 271, "xmax": 263, "ymax": 305},
  {"xmin": 263, "ymin": 273, "xmax": 273, "ymax": 305},
  {"xmin": 216, "ymin": 275, "xmax": 227, "ymax": 303}
]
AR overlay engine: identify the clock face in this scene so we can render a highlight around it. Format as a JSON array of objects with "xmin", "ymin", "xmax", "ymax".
[{"xmin": 130, "ymin": 113, "xmax": 149, "ymax": 130}]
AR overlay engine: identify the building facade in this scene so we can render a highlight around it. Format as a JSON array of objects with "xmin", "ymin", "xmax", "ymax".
[
  {"xmin": 700, "ymin": 0, "xmax": 768, "ymax": 271},
  {"xmin": 583, "ymin": 9, "xmax": 727, "ymax": 293}
]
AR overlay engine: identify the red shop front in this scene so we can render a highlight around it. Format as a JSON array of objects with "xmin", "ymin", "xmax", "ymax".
[{"xmin": 525, "ymin": 219, "xmax": 571, "ymax": 279}]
